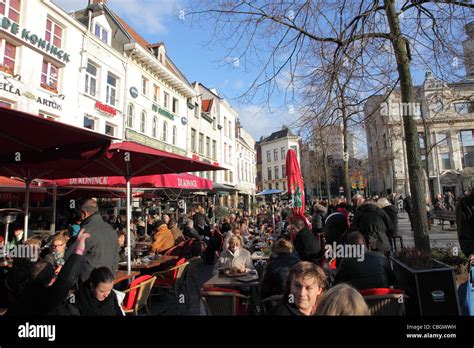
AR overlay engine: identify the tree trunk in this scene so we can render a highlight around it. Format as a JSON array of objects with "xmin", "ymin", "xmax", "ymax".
[
  {"xmin": 385, "ymin": 0, "xmax": 430, "ymax": 252},
  {"xmin": 323, "ymin": 150, "xmax": 332, "ymax": 202},
  {"xmin": 341, "ymin": 106, "xmax": 352, "ymax": 203}
]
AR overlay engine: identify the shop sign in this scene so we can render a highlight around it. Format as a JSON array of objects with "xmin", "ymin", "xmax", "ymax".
[
  {"xmin": 95, "ymin": 101, "xmax": 117, "ymax": 116},
  {"xmin": 36, "ymin": 97, "xmax": 61, "ymax": 111},
  {"xmin": 130, "ymin": 87, "xmax": 138, "ymax": 98},
  {"xmin": 0, "ymin": 16, "xmax": 70, "ymax": 63},
  {"xmin": 0, "ymin": 82, "xmax": 20, "ymax": 96}
]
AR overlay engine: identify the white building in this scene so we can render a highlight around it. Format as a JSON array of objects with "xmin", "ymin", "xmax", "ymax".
[
  {"xmin": 260, "ymin": 127, "xmax": 301, "ymax": 191},
  {"xmin": 0, "ymin": 0, "xmax": 84, "ymax": 123},
  {"xmin": 235, "ymin": 119, "xmax": 256, "ymax": 211}
]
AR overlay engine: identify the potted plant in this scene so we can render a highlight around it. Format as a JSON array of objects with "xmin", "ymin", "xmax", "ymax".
[{"xmin": 391, "ymin": 247, "xmax": 461, "ymax": 316}]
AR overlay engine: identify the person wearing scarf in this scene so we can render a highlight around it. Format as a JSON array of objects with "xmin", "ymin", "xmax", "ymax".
[{"xmin": 73, "ymin": 266, "xmax": 124, "ymax": 316}]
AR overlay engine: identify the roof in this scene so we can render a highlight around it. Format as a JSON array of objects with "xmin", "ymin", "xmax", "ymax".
[
  {"xmin": 202, "ymin": 99, "xmax": 213, "ymax": 113},
  {"xmin": 263, "ymin": 128, "xmax": 295, "ymax": 143}
]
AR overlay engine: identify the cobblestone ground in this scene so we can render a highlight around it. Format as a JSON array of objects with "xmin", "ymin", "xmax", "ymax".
[{"xmin": 397, "ymin": 212, "xmax": 460, "ymax": 250}]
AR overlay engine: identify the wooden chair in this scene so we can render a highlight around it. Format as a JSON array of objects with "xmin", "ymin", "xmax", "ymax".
[
  {"xmin": 360, "ymin": 288, "xmax": 408, "ymax": 316},
  {"xmin": 200, "ymin": 288, "xmax": 250, "ymax": 316},
  {"xmin": 151, "ymin": 258, "xmax": 189, "ymax": 314},
  {"xmin": 122, "ymin": 275, "xmax": 156, "ymax": 316}
]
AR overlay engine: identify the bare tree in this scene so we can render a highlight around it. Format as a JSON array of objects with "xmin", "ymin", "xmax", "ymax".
[{"xmin": 188, "ymin": 0, "xmax": 474, "ymax": 251}]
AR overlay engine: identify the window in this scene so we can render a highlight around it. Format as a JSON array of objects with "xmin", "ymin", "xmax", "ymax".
[
  {"xmin": 283, "ymin": 181, "xmax": 286, "ymax": 191},
  {"xmin": 282, "ymin": 164, "xmax": 286, "ymax": 176},
  {"xmin": 94, "ymin": 23, "xmax": 109, "ymax": 44},
  {"xmin": 224, "ymin": 144, "xmax": 228, "ymax": 163},
  {"xmin": 0, "ymin": 0, "xmax": 21, "ymax": 23},
  {"xmin": 281, "ymin": 147, "xmax": 286, "ymax": 160},
  {"xmin": 228, "ymin": 121, "xmax": 232, "ymax": 138},
  {"xmin": 127, "ymin": 104, "xmax": 134, "ymax": 128},
  {"xmin": 441, "ymin": 153, "xmax": 451, "ymax": 170},
  {"xmin": 460, "ymin": 130, "xmax": 474, "ymax": 168},
  {"xmin": 152, "ymin": 117, "xmax": 158, "ymax": 138},
  {"xmin": 212, "ymin": 140, "xmax": 217, "ymax": 160},
  {"xmin": 46, "ymin": 18, "xmax": 63, "ymax": 48},
  {"xmin": 267, "ymin": 167, "xmax": 272, "ymax": 180},
  {"xmin": 191, "ymin": 128, "xmax": 196, "ymax": 152},
  {"xmin": 106, "ymin": 73, "xmax": 117, "ymax": 106},
  {"xmin": 85, "ymin": 61, "xmax": 97, "ymax": 97},
  {"xmin": 291, "ymin": 145, "xmax": 298, "ymax": 154},
  {"xmin": 229, "ymin": 146, "xmax": 233, "ymax": 164},
  {"xmin": 224, "ymin": 117, "xmax": 228, "ymax": 136},
  {"xmin": 275, "ymin": 183, "xmax": 279, "ymax": 190},
  {"xmin": 418, "ymin": 133, "xmax": 425, "ymax": 149},
  {"xmin": 268, "ymin": 183, "xmax": 272, "ymax": 190},
  {"xmin": 436, "ymin": 132, "xmax": 448, "ymax": 147},
  {"xmin": 105, "ymin": 123, "xmax": 115, "ymax": 137},
  {"xmin": 141, "ymin": 76, "xmax": 148, "ymax": 96},
  {"xmin": 229, "ymin": 171, "xmax": 233, "ymax": 182},
  {"xmin": 172, "ymin": 126, "xmax": 177, "ymax": 145},
  {"xmin": 225, "ymin": 171, "xmax": 229, "ymax": 182},
  {"xmin": 267, "ymin": 150, "xmax": 271, "ymax": 162},
  {"xmin": 84, "ymin": 115, "xmax": 95, "ymax": 130},
  {"xmin": 172, "ymin": 97, "xmax": 179, "ymax": 114},
  {"xmin": 199, "ymin": 133, "xmax": 204, "ymax": 154},
  {"xmin": 162, "ymin": 121, "xmax": 168, "ymax": 142},
  {"xmin": 274, "ymin": 149, "xmax": 278, "ymax": 161},
  {"xmin": 164, "ymin": 92, "xmax": 169, "ymax": 109},
  {"xmin": 0, "ymin": 100, "xmax": 12, "ymax": 108},
  {"xmin": 194, "ymin": 103, "xmax": 199, "ymax": 118},
  {"xmin": 41, "ymin": 60, "xmax": 59, "ymax": 92},
  {"xmin": 274, "ymin": 166, "xmax": 279, "ymax": 179},
  {"xmin": 454, "ymin": 102, "xmax": 473, "ymax": 115},
  {"xmin": 140, "ymin": 111, "xmax": 146, "ymax": 133},
  {"xmin": 206, "ymin": 137, "xmax": 211, "ymax": 157},
  {"xmin": 39, "ymin": 111, "xmax": 57, "ymax": 120},
  {"xmin": 153, "ymin": 84, "xmax": 159, "ymax": 103},
  {"xmin": 1, "ymin": 41, "xmax": 16, "ymax": 74}
]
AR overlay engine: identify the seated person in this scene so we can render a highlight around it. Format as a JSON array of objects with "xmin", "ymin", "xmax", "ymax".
[
  {"xmin": 67, "ymin": 266, "xmax": 124, "ymax": 316},
  {"xmin": 213, "ymin": 235, "xmax": 254, "ymax": 275},
  {"xmin": 223, "ymin": 226, "xmax": 242, "ymax": 252},
  {"xmin": 43, "ymin": 234, "xmax": 67, "ymax": 275},
  {"xmin": 260, "ymin": 238, "xmax": 300, "ymax": 299},
  {"xmin": 183, "ymin": 219, "xmax": 203, "ymax": 240},
  {"xmin": 334, "ymin": 231, "xmax": 395, "ymax": 290},
  {"xmin": 315, "ymin": 283, "xmax": 370, "ymax": 316},
  {"xmin": 150, "ymin": 220, "xmax": 175, "ymax": 254},
  {"xmin": 117, "ymin": 231, "xmax": 136, "ymax": 263},
  {"xmin": 270, "ymin": 261, "xmax": 326, "ymax": 316},
  {"xmin": 168, "ymin": 219, "xmax": 185, "ymax": 244}
]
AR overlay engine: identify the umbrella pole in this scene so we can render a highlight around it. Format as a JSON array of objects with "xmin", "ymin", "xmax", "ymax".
[
  {"xmin": 23, "ymin": 179, "xmax": 31, "ymax": 242},
  {"xmin": 4, "ymin": 222, "xmax": 9, "ymax": 264},
  {"xmin": 126, "ymin": 177, "xmax": 131, "ymax": 275},
  {"xmin": 50, "ymin": 183, "xmax": 57, "ymax": 235}
]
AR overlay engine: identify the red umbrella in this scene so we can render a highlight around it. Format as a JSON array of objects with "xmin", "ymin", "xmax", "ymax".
[
  {"xmin": 285, "ymin": 149, "xmax": 306, "ymax": 218},
  {"xmin": 53, "ymin": 172, "xmax": 213, "ymax": 190},
  {"xmin": 0, "ymin": 107, "xmax": 114, "ymax": 237}
]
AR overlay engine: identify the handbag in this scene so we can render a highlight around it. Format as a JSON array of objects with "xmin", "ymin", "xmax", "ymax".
[{"xmin": 458, "ymin": 262, "xmax": 474, "ymax": 316}]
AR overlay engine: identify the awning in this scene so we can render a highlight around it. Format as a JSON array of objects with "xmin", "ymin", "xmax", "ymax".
[{"xmin": 211, "ymin": 183, "xmax": 238, "ymax": 192}]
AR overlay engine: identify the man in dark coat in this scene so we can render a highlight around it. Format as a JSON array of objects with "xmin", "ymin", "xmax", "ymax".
[
  {"xmin": 456, "ymin": 192, "xmax": 474, "ymax": 263},
  {"xmin": 65, "ymin": 199, "xmax": 119, "ymax": 284},
  {"xmin": 352, "ymin": 202, "xmax": 394, "ymax": 253},
  {"xmin": 334, "ymin": 231, "xmax": 395, "ymax": 290},
  {"xmin": 404, "ymin": 195, "xmax": 414, "ymax": 230},
  {"xmin": 293, "ymin": 217, "xmax": 322, "ymax": 264}
]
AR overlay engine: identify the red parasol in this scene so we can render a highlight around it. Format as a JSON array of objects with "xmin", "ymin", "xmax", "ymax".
[{"xmin": 285, "ymin": 149, "xmax": 305, "ymax": 217}]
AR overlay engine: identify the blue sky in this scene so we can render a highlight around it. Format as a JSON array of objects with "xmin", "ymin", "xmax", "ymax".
[{"xmin": 53, "ymin": 0, "xmax": 295, "ymax": 143}]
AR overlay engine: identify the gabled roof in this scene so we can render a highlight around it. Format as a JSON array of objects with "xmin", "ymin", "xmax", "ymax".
[
  {"xmin": 263, "ymin": 128, "xmax": 295, "ymax": 143},
  {"xmin": 202, "ymin": 99, "xmax": 213, "ymax": 113}
]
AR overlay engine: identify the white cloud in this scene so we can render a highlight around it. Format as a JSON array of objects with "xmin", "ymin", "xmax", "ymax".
[{"xmin": 53, "ymin": 0, "xmax": 179, "ymax": 35}]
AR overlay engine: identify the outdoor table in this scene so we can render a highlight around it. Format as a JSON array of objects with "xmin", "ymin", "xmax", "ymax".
[
  {"xmin": 114, "ymin": 270, "xmax": 140, "ymax": 285},
  {"xmin": 118, "ymin": 255, "xmax": 178, "ymax": 271}
]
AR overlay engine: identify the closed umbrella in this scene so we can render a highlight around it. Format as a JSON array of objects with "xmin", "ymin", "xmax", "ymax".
[{"xmin": 285, "ymin": 149, "xmax": 310, "ymax": 228}]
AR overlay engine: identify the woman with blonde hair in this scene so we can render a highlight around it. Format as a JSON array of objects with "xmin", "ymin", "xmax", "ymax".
[{"xmin": 315, "ymin": 283, "xmax": 370, "ymax": 316}]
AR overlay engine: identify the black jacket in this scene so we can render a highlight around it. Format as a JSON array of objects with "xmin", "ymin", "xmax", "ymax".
[
  {"xmin": 456, "ymin": 194, "xmax": 474, "ymax": 257},
  {"xmin": 325, "ymin": 212, "xmax": 349, "ymax": 244},
  {"xmin": 6, "ymin": 254, "xmax": 84, "ymax": 316},
  {"xmin": 260, "ymin": 253, "xmax": 300, "ymax": 299},
  {"xmin": 382, "ymin": 204, "xmax": 399, "ymax": 235},
  {"xmin": 269, "ymin": 301, "xmax": 305, "ymax": 316},
  {"xmin": 294, "ymin": 227, "xmax": 322, "ymax": 263},
  {"xmin": 334, "ymin": 250, "xmax": 395, "ymax": 290},
  {"xmin": 65, "ymin": 213, "xmax": 119, "ymax": 284},
  {"xmin": 352, "ymin": 203, "xmax": 393, "ymax": 252}
]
